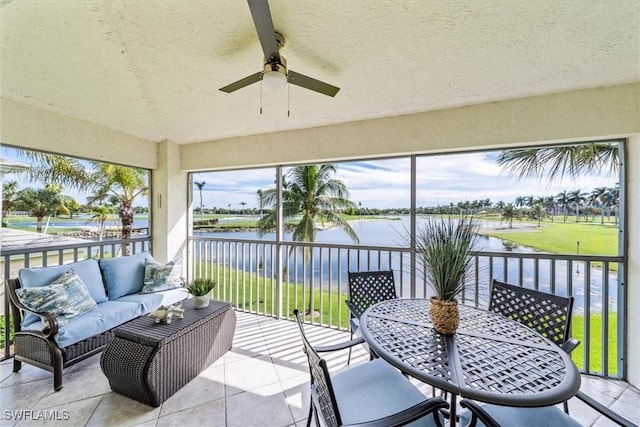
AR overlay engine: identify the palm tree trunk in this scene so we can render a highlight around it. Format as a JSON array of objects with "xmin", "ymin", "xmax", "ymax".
[{"xmin": 119, "ymin": 202, "xmax": 134, "ymax": 255}]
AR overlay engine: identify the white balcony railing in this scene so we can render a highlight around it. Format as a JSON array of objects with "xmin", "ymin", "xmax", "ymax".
[
  {"xmin": 1, "ymin": 235, "xmax": 626, "ymax": 380},
  {"xmin": 190, "ymin": 236, "xmax": 626, "ymax": 379}
]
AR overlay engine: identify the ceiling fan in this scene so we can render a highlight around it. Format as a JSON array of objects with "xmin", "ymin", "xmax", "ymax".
[{"xmin": 219, "ymin": 0, "xmax": 340, "ymax": 97}]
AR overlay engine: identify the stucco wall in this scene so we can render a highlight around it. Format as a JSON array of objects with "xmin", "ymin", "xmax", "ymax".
[
  {"xmin": 181, "ymin": 83, "xmax": 639, "ymax": 171},
  {"xmin": 1, "ymin": 98, "xmax": 157, "ymax": 169}
]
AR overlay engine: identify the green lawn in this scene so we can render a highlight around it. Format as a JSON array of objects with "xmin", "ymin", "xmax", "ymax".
[
  {"xmin": 481, "ymin": 219, "xmax": 618, "ymax": 256},
  {"xmin": 198, "ymin": 264, "xmax": 616, "ymax": 375},
  {"xmin": 571, "ymin": 312, "xmax": 619, "ymax": 376}
]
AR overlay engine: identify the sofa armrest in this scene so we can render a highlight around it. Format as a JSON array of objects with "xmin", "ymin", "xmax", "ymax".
[{"xmin": 6, "ymin": 279, "xmax": 59, "ymax": 338}]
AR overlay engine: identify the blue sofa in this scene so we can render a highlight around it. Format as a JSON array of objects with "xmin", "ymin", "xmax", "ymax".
[{"xmin": 7, "ymin": 251, "xmax": 187, "ymax": 391}]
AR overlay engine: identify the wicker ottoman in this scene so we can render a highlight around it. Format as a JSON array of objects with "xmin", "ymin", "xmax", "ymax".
[{"xmin": 100, "ymin": 299, "xmax": 236, "ymax": 407}]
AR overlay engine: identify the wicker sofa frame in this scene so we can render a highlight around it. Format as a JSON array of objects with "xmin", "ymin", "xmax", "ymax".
[{"xmin": 7, "ymin": 278, "xmax": 116, "ymax": 391}]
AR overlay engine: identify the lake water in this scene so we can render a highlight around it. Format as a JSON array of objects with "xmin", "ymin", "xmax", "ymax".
[
  {"xmin": 13, "ymin": 215, "xmax": 616, "ymax": 312},
  {"xmin": 194, "ymin": 217, "xmax": 619, "ymax": 313}
]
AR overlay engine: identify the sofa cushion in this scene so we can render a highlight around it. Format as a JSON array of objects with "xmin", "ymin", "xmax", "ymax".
[
  {"xmin": 140, "ymin": 257, "xmax": 184, "ymax": 293},
  {"xmin": 16, "ymin": 270, "xmax": 97, "ymax": 328},
  {"xmin": 22, "ymin": 300, "xmax": 144, "ymax": 348},
  {"xmin": 100, "ymin": 252, "xmax": 150, "ymax": 300},
  {"xmin": 116, "ymin": 288, "xmax": 188, "ymax": 313},
  {"xmin": 18, "ymin": 258, "xmax": 108, "ymax": 308}
]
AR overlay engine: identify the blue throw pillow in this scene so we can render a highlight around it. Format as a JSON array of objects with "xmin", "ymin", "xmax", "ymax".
[
  {"xmin": 140, "ymin": 257, "xmax": 184, "ymax": 293},
  {"xmin": 100, "ymin": 252, "xmax": 150, "ymax": 300},
  {"xmin": 18, "ymin": 258, "xmax": 108, "ymax": 304},
  {"xmin": 16, "ymin": 269, "xmax": 97, "ymax": 328}
]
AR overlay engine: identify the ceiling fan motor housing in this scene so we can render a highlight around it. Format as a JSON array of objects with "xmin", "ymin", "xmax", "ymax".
[{"xmin": 263, "ymin": 55, "xmax": 287, "ymax": 77}]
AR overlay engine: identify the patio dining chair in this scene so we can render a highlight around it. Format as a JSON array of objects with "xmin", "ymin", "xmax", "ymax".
[
  {"xmin": 480, "ymin": 279, "xmax": 580, "ymax": 415},
  {"xmin": 489, "ymin": 279, "xmax": 579, "ymax": 354},
  {"xmin": 345, "ymin": 269, "xmax": 397, "ymax": 364},
  {"xmin": 459, "ymin": 392, "xmax": 638, "ymax": 427},
  {"xmin": 293, "ymin": 309, "xmax": 449, "ymax": 427}
]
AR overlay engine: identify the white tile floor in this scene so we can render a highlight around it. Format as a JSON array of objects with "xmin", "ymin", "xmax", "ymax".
[{"xmin": 1, "ymin": 311, "xmax": 638, "ymax": 427}]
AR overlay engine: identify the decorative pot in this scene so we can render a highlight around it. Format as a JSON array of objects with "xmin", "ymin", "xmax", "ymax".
[
  {"xmin": 429, "ymin": 297, "xmax": 459, "ymax": 334},
  {"xmin": 193, "ymin": 295, "xmax": 210, "ymax": 309}
]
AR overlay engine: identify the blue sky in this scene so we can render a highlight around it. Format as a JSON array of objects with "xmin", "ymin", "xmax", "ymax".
[
  {"xmin": 2, "ymin": 146, "xmax": 618, "ymax": 210},
  {"xmin": 191, "ymin": 151, "xmax": 618, "ymax": 210}
]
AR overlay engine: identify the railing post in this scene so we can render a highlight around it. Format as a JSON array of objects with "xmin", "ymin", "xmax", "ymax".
[{"xmin": 410, "ymin": 155, "xmax": 417, "ymax": 298}]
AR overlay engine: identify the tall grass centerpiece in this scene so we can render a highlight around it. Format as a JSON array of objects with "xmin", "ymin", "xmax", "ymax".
[{"xmin": 413, "ymin": 216, "xmax": 479, "ymax": 334}]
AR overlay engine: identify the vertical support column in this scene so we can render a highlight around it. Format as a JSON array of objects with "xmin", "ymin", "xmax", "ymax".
[
  {"xmin": 186, "ymin": 173, "xmax": 194, "ymax": 282},
  {"xmin": 275, "ymin": 166, "xmax": 284, "ymax": 319},
  {"xmin": 151, "ymin": 140, "xmax": 188, "ymax": 264},
  {"xmin": 623, "ymin": 135, "xmax": 639, "ymax": 387},
  {"xmin": 410, "ymin": 155, "xmax": 417, "ymax": 298}
]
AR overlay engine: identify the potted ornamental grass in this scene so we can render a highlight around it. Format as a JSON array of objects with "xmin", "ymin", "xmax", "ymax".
[
  {"xmin": 413, "ymin": 216, "xmax": 479, "ymax": 334},
  {"xmin": 186, "ymin": 278, "xmax": 216, "ymax": 309}
]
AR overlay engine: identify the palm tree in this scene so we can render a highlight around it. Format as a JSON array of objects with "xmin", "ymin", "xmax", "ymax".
[
  {"xmin": 256, "ymin": 189, "xmax": 264, "ymax": 217},
  {"xmin": 556, "ymin": 191, "xmax": 570, "ymax": 223},
  {"xmin": 501, "ymin": 204, "xmax": 517, "ymax": 228},
  {"xmin": 257, "ymin": 164, "xmax": 359, "ymax": 315},
  {"xmin": 86, "ymin": 164, "xmax": 148, "ymax": 253},
  {"xmin": 604, "ymin": 185, "xmax": 619, "ymax": 223},
  {"xmin": 590, "ymin": 187, "xmax": 608, "ymax": 225},
  {"xmin": 530, "ymin": 203, "xmax": 545, "ymax": 227},
  {"xmin": 17, "ymin": 151, "xmax": 148, "ymax": 253},
  {"xmin": 568, "ymin": 189, "xmax": 586, "ymax": 222},
  {"xmin": 89, "ymin": 204, "xmax": 116, "ymax": 242},
  {"xmin": 543, "ymin": 196, "xmax": 556, "ymax": 221},
  {"xmin": 194, "ymin": 181, "xmax": 206, "ymax": 220},
  {"xmin": 2, "ymin": 180, "xmax": 18, "ymax": 218},
  {"xmin": 239, "ymin": 201, "xmax": 246, "ymax": 214},
  {"xmin": 497, "ymin": 143, "xmax": 619, "ymax": 181},
  {"xmin": 13, "ymin": 185, "xmax": 64, "ymax": 232},
  {"xmin": 58, "ymin": 195, "xmax": 81, "ymax": 219}
]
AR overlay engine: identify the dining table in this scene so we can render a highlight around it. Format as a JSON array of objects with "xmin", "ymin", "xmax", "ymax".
[{"xmin": 359, "ymin": 298, "xmax": 581, "ymax": 426}]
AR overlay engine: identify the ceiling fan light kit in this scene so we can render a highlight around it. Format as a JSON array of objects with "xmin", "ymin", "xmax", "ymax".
[
  {"xmin": 219, "ymin": 0, "xmax": 340, "ymax": 101},
  {"xmin": 262, "ymin": 58, "xmax": 287, "ymax": 90}
]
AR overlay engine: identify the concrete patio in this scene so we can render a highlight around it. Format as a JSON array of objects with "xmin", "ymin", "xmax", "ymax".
[{"xmin": 1, "ymin": 310, "xmax": 638, "ymax": 427}]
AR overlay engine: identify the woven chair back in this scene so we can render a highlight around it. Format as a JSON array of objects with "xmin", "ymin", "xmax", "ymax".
[
  {"xmin": 294, "ymin": 310, "xmax": 341, "ymax": 427},
  {"xmin": 347, "ymin": 270, "xmax": 397, "ymax": 316},
  {"xmin": 489, "ymin": 279, "xmax": 574, "ymax": 348}
]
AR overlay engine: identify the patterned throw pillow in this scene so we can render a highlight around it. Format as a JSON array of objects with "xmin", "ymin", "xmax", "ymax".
[
  {"xmin": 140, "ymin": 257, "xmax": 184, "ymax": 293},
  {"xmin": 15, "ymin": 269, "xmax": 97, "ymax": 328}
]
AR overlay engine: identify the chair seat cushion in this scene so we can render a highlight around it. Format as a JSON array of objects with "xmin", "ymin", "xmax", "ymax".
[
  {"xmin": 459, "ymin": 403, "xmax": 582, "ymax": 427},
  {"xmin": 332, "ymin": 358, "xmax": 442, "ymax": 426},
  {"xmin": 350, "ymin": 317, "xmax": 359, "ymax": 333}
]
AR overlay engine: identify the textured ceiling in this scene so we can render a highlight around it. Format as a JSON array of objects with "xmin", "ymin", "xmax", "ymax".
[{"xmin": 1, "ymin": 0, "xmax": 639, "ymax": 144}]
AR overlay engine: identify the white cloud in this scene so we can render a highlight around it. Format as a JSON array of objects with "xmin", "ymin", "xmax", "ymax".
[{"xmin": 4, "ymin": 146, "xmax": 619, "ymax": 211}]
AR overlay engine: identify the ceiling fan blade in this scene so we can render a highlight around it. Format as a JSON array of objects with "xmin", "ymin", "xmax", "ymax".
[
  {"xmin": 219, "ymin": 71, "xmax": 263, "ymax": 93},
  {"xmin": 287, "ymin": 70, "xmax": 340, "ymax": 97},
  {"xmin": 247, "ymin": 0, "xmax": 280, "ymax": 62}
]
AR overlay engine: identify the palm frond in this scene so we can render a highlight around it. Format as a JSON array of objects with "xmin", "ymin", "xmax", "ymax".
[{"xmin": 498, "ymin": 143, "xmax": 619, "ymax": 182}]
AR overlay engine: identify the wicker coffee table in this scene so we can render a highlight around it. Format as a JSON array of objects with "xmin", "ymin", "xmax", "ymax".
[{"xmin": 100, "ymin": 299, "xmax": 236, "ymax": 407}]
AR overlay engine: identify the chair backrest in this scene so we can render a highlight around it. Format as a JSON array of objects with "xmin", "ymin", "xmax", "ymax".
[
  {"xmin": 489, "ymin": 279, "xmax": 574, "ymax": 348},
  {"xmin": 294, "ymin": 309, "xmax": 342, "ymax": 427},
  {"xmin": 347, "ymin": 270, "xmax": 397, "ymax": 317}
]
